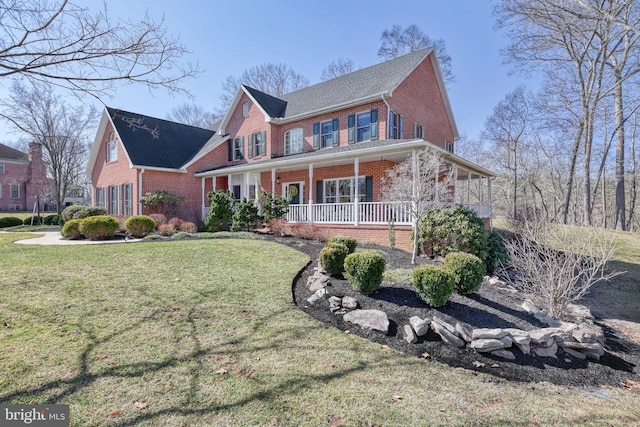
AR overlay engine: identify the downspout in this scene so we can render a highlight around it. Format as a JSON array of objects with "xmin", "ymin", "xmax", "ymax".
[
  {"xmin": 381, "ymin": 94, "xmax": 392, "ymax": 139},
  {"xmin": 138, "ymin": 168, "xmax": 145, "ymax": 215}
]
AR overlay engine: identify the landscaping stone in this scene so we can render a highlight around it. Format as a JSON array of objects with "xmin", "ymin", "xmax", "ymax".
[
  {"xmin": 558, "ymin": 341, "xmax": 605, "ymax": 355},
  {"xmin": 511, "ymin": 335, "xmax": 531, "ymax": 355},
  {"xmin": 532, "ymin": 341, "xmax": 558, "ymax": 358},
  {"xmin": 562, "ymin": 347, "xmax": 588, "ymax": 360},
  {"xmin": 308, "ymin": 274, "xmax": 330, "ymax": 292},
  {"xmin": 403, "ymin": 324, "xmax": 418, "ymax": 344},
  {"xmin": 455, "ymin": 322, "xmax": 473, "ymax": 343},
  {"xmin": 431, "ymin": 321, "xmax": 466, "ymax": 348},
  {"xmin": 491, "ymin": 349, "xmax": 516, "ymax": 360},
  {"xmin": 343, "ymin": 309, "xmax": 389, "ymax": 334},
  {"xmin": 329, "ymin": 296, "xmax": 342, "ymax": 312},
  {"xmin": 472, "ymin": 328, "xmax": 508, "ymax": 340},
  {"xmin": 306, "ymin": 293, "xmax": 322, "ymax": 305},
  {"xmin": 504, "ymin": 328, "xmax": 529, "ymax": 337},
  {"xmin": 470, "ymin": 336, "xmax": 513, "ymax": 353},
  {"xmin": 409, "ymin": 316, "xmax": 430, "ymax": 336},
  {"xmin": 432, "ymin": 316, "xmax": 457, "ymax": 335},
  {"xmin": 529, "ymin": 329, "xmax": 554, "ymax": 344},
  {"xmin": 521, "ymin": 300, "xmax": 539, "ymax": 313},
  {"xmin": 341, "ymin": 296, "xmax": 358, "ymax": 310}
]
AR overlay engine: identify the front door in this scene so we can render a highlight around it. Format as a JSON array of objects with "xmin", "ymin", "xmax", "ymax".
[{"xmin": 284, "ymin": 182, "xmax": 302, "ymax": 204}]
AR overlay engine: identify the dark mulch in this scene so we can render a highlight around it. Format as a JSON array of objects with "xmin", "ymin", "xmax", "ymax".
[{"xmin": 270, "ymin": 235, "xmax": 640, "ymax": 387}]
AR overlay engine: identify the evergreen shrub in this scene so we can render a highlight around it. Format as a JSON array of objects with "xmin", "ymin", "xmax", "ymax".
[
  {"xmin": 78, "ymin": 215, "xmax": 119, "ymax": 240},
  {"xmin": 125, "ymin": 215, "xmax": 156, "ymax": 238},
  {"xmin": 412, "ymin": 265, "xmax": 455, "ymax": 307},
  {"xmin": 444, "ymin": 251, "xmax": 485, "ymax": 295},
  {"xmin": 344, "ymin": 250, "xmax": 386, "ymax": 294}
]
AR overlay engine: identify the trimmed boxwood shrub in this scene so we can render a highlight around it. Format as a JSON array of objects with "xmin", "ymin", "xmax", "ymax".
[
  {"xmin": 327, "ymin": 235, "xmax": 357, "ymax": 254},
  {"xmin": 23, "ymin": 216, "xmax": 43, "ymax": 225},
  {"xmin": 444, "ymin": 251, "xmax": 485, "ymax": 295},
  {"xmin": 344, "ymin": 250, "xmax": 386, "ymax": 294},
  {"xmin": 62, "ymin": 219, "xmax": 83, "ymax": 239},
  {"xmin": 412, "ymin": 264, "xmax": 455, "ymax": 308},
  {"xmin": 72, "ymin": 206, "xmax": 107, "ymax": 220},
  {"xmin": 78, "ymin": 215, "xmax": 119, "ymax": 240},
  {"xmin": 319, "ymin": 242, "xmax": 350, "ymax": 276},
  {"xmin": 125, "ymin": 215, "xmax": 156, "ymax": 238},
  {"xmin": 0, "ymin": 217, "xmax": 23, "ymax": 228},
  {"xmin": 61, "ymin": 204, "xmax": 85, "ymax": 222},
  {"xmin": 43, "ymin": 214, "xmax": 61, "ymax": 225}
]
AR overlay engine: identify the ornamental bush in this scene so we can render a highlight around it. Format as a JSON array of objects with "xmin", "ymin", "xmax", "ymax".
[
  {"xmin": 158, "ymin": 223, "xmax": 176, "ymax": 236},
  {"xmin": 0, "ymin": 217, "xmax": 23, "ymax": 228},
  {"xmin": 125, "ymin": 215, "xmax": 156, "ymax": 238},
  {"xmin": 43, "ymin": 214, "xmax": 61, "ymax": 225},
  {"xmin": 204, "ymin": 190, "xmax": 235, "ymax": 231},
  {"xmin": 444, "ymin": 251, "xmax": 485, "ymax": 295},
  {"xmin": 23, "ymin": 216, "xmax": 43, "ymax": 225},
  {"xmin": 72, "ymin": 206, "xmax": 107, "ymax": 220},
  {"xmin": 418, "ymin": 205, "xmax": 488, "ymax": 261},
  {"xmin": 327, "ymin": 236, "xmax": 357, "ymax": 254},
  {"xmin": 412, "ymin": 264, "xmax": 455, "ymax": 308},
  {"xmin": 344, "ymin": 250, "xmax": 386, "ymax": 295},
  {"xmin": 319, "ymin": 242, "xmax": 350, "ymax": 276},
  {"xmin": 61, "ymin": 204, "xmax": 84, "ymax": 222},
  {"xmin": 78, "ymin": 215, "xmax": 119, "ymax": 240},
  {"xmin": 61, "ymin": 219, "xmax": 83, "ymax": 239},
  {"xmin": 231, "ymin": 199, "xmax": 260, "ymax": 232},
  {"xmin": 148, "ymin": 213, "xmax": 167, "ymax": 229},
  {"xmin": 485, "ymin": 230, "xmax": 508, "ymax": 274},
  {"xmin": 179, "ymin": 221, "xmax": 198, "ymax": 233}
]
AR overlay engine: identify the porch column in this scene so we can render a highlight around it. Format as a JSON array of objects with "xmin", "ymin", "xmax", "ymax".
[
  {"xmin": 453, "ymin": 167, "xmax": 458, "ymax": 204},
  {"xmin": 434, "ymin": 164, "xmax": 439, "ymax": 205},
  {"xmin": 212, "ymin": 176, "xmax": 216, "ymax": 192},
  {"xmin": 467, "ymin": 170, "xmax": 471, "ymax": 206},
  {"xmin": 228, "ymin": 174, "xmax": 232, "ymax": 197},
  {"xmin": 354, "ymin": 157, "xmax": 360, "ymax": 226},
  {"xmin": 308, "ymin": 163, "xmax": 314, "ymax": 223},
  {"xmin": 411, "ymin": 150, "xmax": 418, "ymax": 224},
  {"xmin": 488, "ymin": 177, "xmax": 493, "ymax": 218},
  {"xmin": 271, "ymin": 169, "xmax": 276, "ymax": 194},
  {"xmin": 201, "ymin": 177, "xmax": 205, "ymax": 220},
  {"xmin": 479, "ymin": 176, "xmax": 484, "ymax": 205}
]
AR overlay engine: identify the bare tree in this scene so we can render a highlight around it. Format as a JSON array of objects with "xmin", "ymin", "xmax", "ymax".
[
  {"xmin": 320, "ymin": 58, "xmax": 355, "ymax": 81},
  {"xmin": 217, "ymin": 63, "xmax": 309, "ymax": 115},
  {"xmin": 167, "ymin": 103, "xmax": 218, "ymax": 129},
  {"xmin": 0, "ymin": 0, "xmax": 199, "ymax": 100},
  {"xmin": 500, "ymin": 219, "xmax": 621, "ymax": 320},
  {"xmin": 2, "ymin": 81, "xmax": 98, "ymax": 214},
  {"xmin": 378, "ymin": 24, "xmax": 454, "ymax": 84},
  {"xmin": 381, "ymin": 147, "xmax": 455, "ymax": 264}
]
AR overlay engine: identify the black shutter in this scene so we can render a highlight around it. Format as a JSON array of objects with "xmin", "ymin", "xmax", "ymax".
[
  {"xmin": 332, "ymin": 118, "xmax": 339, "ymax": 147},
  {"xmin": 316, "ymin": 180, "xmax": 323, "ymax": 204},
  {"xmin": 371, "ymin": 109, "xmax": 378, "ymax": 140},
  {"xmin": 400, "ymin": 115, "xmax": 404, "ymax": 139},
  {"xmin": 365, "ymin": 176, "xmax": 373, "ymax": 202},
  {"xmin": 261, "ymin": 131, "xmax": 267, "ymax": 156},
  {"xmin": 247, "ymin": 134, "xmax": 253, "ymax": 159},
  {"xmin": 348, "ymin": 114, "xmax": 355, "ymax": 143},
  {"xmin": 313, "ymin": 122, "xmax": 320, "ymax": 149},
  {"xmin": 228, "ymin": 139, "xmax": 233, "ymax": 161}
]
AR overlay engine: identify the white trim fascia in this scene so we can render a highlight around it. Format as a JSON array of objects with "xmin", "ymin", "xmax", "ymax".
[
  {"xmin": 130, "ymin": 165, "xmax": 188, "ymax": 174},
  {"xmin": 181, "ymin": 134, "xmax": 230, "ymax": 170},
  {"xmin": 271, "ymin": 92, "xmax": 387, "ymax": 125},
  {"xmin": 218, "ymin": 85, "xmax": 272, "ymax": 135},
  {"xmin": 387, "ymin": 48, "xmax": 433, "ymax": 96},
  {"xmin": 86, "ymin": 108, "xmax": 136, "ymax": 176}
]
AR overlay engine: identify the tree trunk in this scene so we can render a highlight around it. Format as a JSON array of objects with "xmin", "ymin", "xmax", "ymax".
[
  {"xmin": 614, "ymin": 66, "xmax": 626, "ymax": 230},
  {"xmin": 563, "ymin": 120, "xmax": 584, "ymax": 224}
]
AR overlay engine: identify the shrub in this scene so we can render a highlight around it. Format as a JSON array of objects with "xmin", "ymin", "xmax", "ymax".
[
  {"xmin": 444, "ymin": 252, "xmax": 485, "ymax": 295},
  {"xmin": 418, "ymin": 205, "xmax": 488, "ymax": 261},
  {"xmin": 344, "ymin": 250, "xmax": 386, "ymax": 295},
  {"xmin": 148, "ymin": 213, "xmax": 167, "ymax": 229},
  {"xmin": 204, "ymin": 190, "xmax": 235, "ymax": 231},
  {"xmin": 327, "ymin": 236, "xmax": 357, "ymax": 254},
  {"xmin": 78, "ymin": 215, "xmax": 119, "ymax": 240},
  {"xmin": 485, "ymin": 230, "xmax": 508, "ymax": 274},
  {"xmin": 173, "ymin": 231, "xmax": 198, "ymax": 239},
  {"xmin": 43, "ymin": 214, "xmax": 61, "ymax": 225},
  {"xmin": 125, "ymin": 215, "xmax": 156, "ymax": 238},
  {"xmin": 231, "ymin": 199, "xmax": 260, "ymax": 232},
  {"xmin": 23, "ymin": 216, "xmax": 43, "ymax": 225},
  {"xmin": 0, "ymin": 217, "xmax": 23, "ymax": 228},
  {"xmin": 141, "ymin": 190, "xmax": 184, "ymax": 217},
  {"xmin": 61, "ymin": 219, "xmax": 83, "ymax": 239},
  {"xmin": 319, "ymin": 242, "xmax": 350, "ymax": 276},
  {"xmin": 179, "ymin": 221, "xmax": 198, "ymax": 233},
  {"xmin": 158, "ymin": 223, "xmax": 176, "ymax": 236},
  {"xmin": 267, "ymin": 218, "xmax": 289, "ymax": 236},
  {"xmin": 290, "ymin": 223, "xmax": 326, "ymax": 241},
  {"xmin": 262, "ymin": 192, "xmax": 289, "ymax": 221},
  {"xmin": 412, "ymin": 265, "xmax": 455, "ymax": 307},
  {"xmin": 72, "ymin": 206, "xmax": 107, "ymax": 220},
  {"xmin": 61, "ymin": 204, "xmax": 85, "ymax": 222}
]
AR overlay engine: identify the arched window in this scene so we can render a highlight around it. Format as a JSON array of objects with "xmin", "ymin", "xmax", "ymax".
[
  {"xmin": 242, "ymin": 102, "xmax": 250, "ymax": 117},
  {"xmin": 284, "ymin": 128, "xmax": 303, "ymax": 155},
  {"xmin": 106, "ymin": 133, "xmax": 118, "ymax": 162}
]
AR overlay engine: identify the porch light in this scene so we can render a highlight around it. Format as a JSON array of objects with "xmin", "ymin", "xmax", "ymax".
[{"xmin": 276, "ymin": 176, "xmax": 281, "ymax": 185}]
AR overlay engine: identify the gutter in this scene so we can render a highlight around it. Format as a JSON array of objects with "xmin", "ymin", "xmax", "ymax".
[{"xmin": 271, "ymin": 92, "xmax": 388, "ymax": 124}]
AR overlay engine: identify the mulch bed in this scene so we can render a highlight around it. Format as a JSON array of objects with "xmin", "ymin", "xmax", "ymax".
[{"xmin": 270, "ymin": 235, "xmax": 640, "ymax": 387}]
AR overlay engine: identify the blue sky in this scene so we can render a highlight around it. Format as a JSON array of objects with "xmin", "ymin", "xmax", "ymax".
[{"xmin": 4, "ymin": 0, "xmax": 541, "ymax": 144}]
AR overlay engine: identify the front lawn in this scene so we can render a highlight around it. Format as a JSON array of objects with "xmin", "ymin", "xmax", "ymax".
[{"xmin": 0, "ymin": 234, "xmax": 638, "ymax": 426}]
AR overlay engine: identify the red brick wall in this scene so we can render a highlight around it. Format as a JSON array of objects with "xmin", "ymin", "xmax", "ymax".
[
  {"xmin": 0, "ymin": 159, "xmax": 29, "ymax": 210},
  {"xmin": 313, "ymin": 224, "xmax": 414, "ymax": 252}
]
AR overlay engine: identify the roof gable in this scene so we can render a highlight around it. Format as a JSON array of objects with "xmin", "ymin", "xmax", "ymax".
[
  {"xmin": 0, "ymin": 143, "xmax": 28, "ymax": 161},
  {"xmin": 243, "ymin": 86, "xmax": 287, "ymax": 118},
  {"xmin": 106, "ymin": 107, "xmax": 215, "ymax": 170}
]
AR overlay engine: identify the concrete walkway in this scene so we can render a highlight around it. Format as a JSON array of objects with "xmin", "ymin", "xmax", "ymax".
[{"xmin": 5, "ymin": 231, "xmax": 142, "ymax": 245}]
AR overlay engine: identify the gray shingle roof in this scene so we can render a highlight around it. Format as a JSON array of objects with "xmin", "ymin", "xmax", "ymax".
[
  {"xmin": 0, "ymin": 142, "xmax": 28, "ymax": 161},
  {"xmin": 247, "ymin": 48, "xmax": 432, "ymax": 120},
  {"xmin": 107, "ymin": 107, "xmax": 215, "ymax": 169}
]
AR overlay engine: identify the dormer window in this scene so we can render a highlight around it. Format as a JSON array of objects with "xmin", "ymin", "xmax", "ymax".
[
  {"xmin": 242, "ymin": 102, "xmax": 250, "ymax": 117},
  {"xmin": 106, "ymin": 133, "xmax": 117, "ymax": 162}
]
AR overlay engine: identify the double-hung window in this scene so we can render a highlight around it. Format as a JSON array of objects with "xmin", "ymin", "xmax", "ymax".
[
  {"xmin": 10, "ymin": 184, "xmax": 19, "ymax": 199},
  {"xmin": 284, "ymin": 128, "xmax": 303, "ymax": 155},
  {"xmin": 348, "ymin": 109, "xmax": 378, "ymax": 143},
  {"xmin": 95, "ymin": 187, "xmax": 104, "ymax": 207},
  {"xmin": 313, "ymin": 119, "xmax": 339, "ymax": 149},
  {"xmin": 414, "ymin": 123, "xmax": 424, "ymax": 139},
  {"xmin": 321, "ymin": 121, "xmax": 334, "ymax": 148},
  {"xmin": 323, "ymin": 177, "xmax": 370, "ymax": 203},
  {"xmin": 388, "ymin": 110, "xmax": 404, "ymax": 139},
  {"xmin": 253, "ymin": 131, "xmax": 266, "ymax": 157},
  {"xmin": 234, "ymin": 137, "xmax": 244, "ymax": 160},
  {"xmin": 106, "ymin": 135, "xmax": 117, "ymax": 162},
  {"xmin": 109, "ymin": 185, "xmax": 119, "ymax": 215},
  {"xmin": 123, "ymin": 183, "xmax": 133, "ymax": 216},
  {"xmin": 0, "ymin": 162, "xmax": 4, "ymax": 174}
]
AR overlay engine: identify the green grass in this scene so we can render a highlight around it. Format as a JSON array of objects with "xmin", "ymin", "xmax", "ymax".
[{"xmin": 0, "ymin": 233, "xmax": 638, "ymax": 426}]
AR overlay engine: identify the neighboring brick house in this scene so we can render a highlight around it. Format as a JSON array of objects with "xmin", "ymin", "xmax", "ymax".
[
  {"xmin": 0, "ymin": 142, "xmax": 49, "ymax": 212},
  {"xmin": 88, "ymin": 48, "xmax": 493, "ymax": 249}
]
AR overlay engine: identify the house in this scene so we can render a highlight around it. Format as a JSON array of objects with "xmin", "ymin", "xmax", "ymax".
[
  {"xmin": 88, "ymin": 48, "xmax": 493, "ymax": 250},
  {"xmin": 0, "ymin": 142, "xmax": 49, "ymax": 212}
]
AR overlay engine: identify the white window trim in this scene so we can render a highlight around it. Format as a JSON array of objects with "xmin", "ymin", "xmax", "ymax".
[
  {"xmin": 107, "ymin": 137, "xmax": 118, "ymax": 162},
  {"xmin": 242, "ymin": 102, "xmax": 250, "ymax": 117},
  {"xmin": 10, "ymin": 184, "xmax": 20, "ymax": 199},
  {"xmin": 323, "ymin": 176, "xmax": 366, "ymax": 204},
  {"xmin": 320, "ymin": 120, "xmax": 333, "ymax": 148},
  {"xmin": 0, "ymin": 162, "xmax": 4, "ymax": 174},
  {"xmin": 233, "ymin": 137, "xmax": 244, "ymax": 161},
  {"xmin": 284, "ymin": 128, "xmax": 303, "ymax": 155},
  {"xmin": 355, "ymin": 110, "xmax": 372, "ymax": 143}
]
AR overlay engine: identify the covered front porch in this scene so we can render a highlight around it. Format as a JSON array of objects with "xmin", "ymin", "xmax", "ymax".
[{"xmin": 196, "ymin": 139, "xmax": 494, "ymax": 226}]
